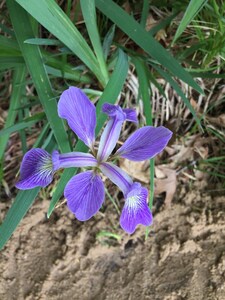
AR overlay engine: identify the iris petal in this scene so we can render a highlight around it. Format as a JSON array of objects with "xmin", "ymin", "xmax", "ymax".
[
  {"xmin": 65, "ymin": 171, "xmax": 105, "ymax": 221},
  {"xmin": 100, "ymin": 162, "xmax": 133, "ymax": 195},
  {"xmin": 58, "ymin": 87, "xmax": 96, "ymax": 148},
  {"xmin": 120, "ymin": 183, "xmax": 153, "ymax": 234},
  {"xmin": 16, "ymin": 148, "xmax": 53, "ymax": 189},
  {"xmin": 97, "ymin": 103, "xmax": 137, "ymax": 162},
  {"xmin": 52, "ymin": 150, "xmax": 97, "ymax": 170},
  {"xmin": 116, "ymin": 126, "xmax": 172, "ymax": 161}
]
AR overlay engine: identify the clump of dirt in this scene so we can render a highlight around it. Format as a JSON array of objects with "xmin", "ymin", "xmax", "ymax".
[{"xmin": 0, "ymin": 189, "xmax": 225, "ymax": 300}]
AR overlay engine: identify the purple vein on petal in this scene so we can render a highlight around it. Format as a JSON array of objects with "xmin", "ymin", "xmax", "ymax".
[
  {"xmin": 16, "ymin": 148, "xmax": 54, "ymax": 190},
  {"xmin": 120, "ymin": 182, "xmax": 153, "ymax": 234},
  {"xmin": 52, "ymin": 150, "xmax": 97, "ymax": 170},
  {"xmin": 100, "ymin": 162, "xmax": 133, "ymax": 195},
  {"xmin": 58, "ymin": 87, "xmax": 96, "ymax": 148},
  {"xmin": 97, "ymin": 103, "xmax": 137, "ymax": 162},
  {"xmin": 65, "ymin": 171, "xmax": 105, "ymax": 221},
  {"xmin": 116, "ymin": 126, "xmax": 173, "ymax": 161}
]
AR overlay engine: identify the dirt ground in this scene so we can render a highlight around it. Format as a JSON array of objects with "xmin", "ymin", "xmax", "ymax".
[{"xmin": 0, "ymin": 187, "xmax": 225, "ymax": 300}]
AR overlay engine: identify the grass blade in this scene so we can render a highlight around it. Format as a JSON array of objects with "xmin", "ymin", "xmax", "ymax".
[
  {"xmin": 80, "ymin": 0, "xmax": 108, "ymax": 85},
  {"xmin": 0, "ymin": 66, "xmax": 26, "ymax": 160},
  {"xmin": 133, "ymin": 58, "xmax": 152, "ymax": 125},
  {"xmin": 103, "ymin": 24, "xmax": 115, "ymax": 60},
  {"xmin": 0, "ymin": 188, "xmax": 40, "ymax": 250},
  {"xmin": 172, "ymin": 0, "xmax": 207, "ymax": 44},
  {"xmin": 95, "ymin": 0, "xmax": 203, "ymax": 94},
  {"xmin": 15, "ymin": 0, "xmax": 106, "ymax": 87},
  {"xmin": 0, "ymin": 0, "xmax": 73, "ymax": 250},
  {"xmin": 7, "ymin": 0, "xmax": 70, "ymax": 153},
  {"xmin": 0, "ymin": 113, "xmax": 45, "ymax": 137}
]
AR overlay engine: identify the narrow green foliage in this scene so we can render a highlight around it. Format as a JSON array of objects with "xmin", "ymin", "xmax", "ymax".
[
  {"xmin": 24, "ymin": 38, "xmax": 62, "ymax": 46},
  {"xmin": 0, "ymin": 0, "xmax": 73, "ymax": 250},
  {"xmin": 95, "ymin": 0, "xmax": 203, "ymax": 95},
  {"xmin": 15, "ymin": 0, "xmax": 106, "ymax": 86},
  {"xmin": 80, "ymin": 0, "xmax": 109, "ymax": 85},
  {"xmin": 105, "ymin": 188, "xmax": 120, "ymax": 215},
  {"xmin": 172, "ymin": 0, "xmax": 208, "ymax": 45},
  {"xmin": 103, "ymin": 25, "xmax": 115, "ymax": 60},
  {"xmin": 96, "ymin": 231, "xmax": 121, "ymax": 241},
  {"xmin": 140, "ymin": 0, "xmax": 149, "ymax": 28},
  {"xmin": 7, "ymin": 0, "xmax": 71, "ymax": 153},
  {"xmin": 0, "ymin": 67, "xmax": 26, "ymax": 160},
  {"xmin": 148, "ymin": 11, "xmax": 178, "ymax": 36},
  {"xmin": 0, "ymin": 113, "xmax": 45, "ymax": 138},
  {"xmin": 133, "ymin": 58, "xmax": 152, "ymax": 125},
  {"xmin": 0, "ymin": 188, "xmax": 40, "ymax": 250}
]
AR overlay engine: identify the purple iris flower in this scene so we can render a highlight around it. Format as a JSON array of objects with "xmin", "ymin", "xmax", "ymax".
[{"xmin": 16, "ymin": 87, "xmax": 172, "ymax": 234}]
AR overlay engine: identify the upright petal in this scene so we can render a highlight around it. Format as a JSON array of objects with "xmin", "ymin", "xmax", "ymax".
[
  {"xmin": 100, "ymin": 162, "xmax": 133, "ymax": 195},
  {"xmin": 58, "ymin": 87, "xmax": 96, "ymax": 148},
  {"xmin": 52, "ymin": 150, "xmax": 97, "ymax": 170},
  {"xmin": 120, "ymin": 183, "xmax": 153, "ymax": 234},
  {"xmin": 97, "ymin": 103, "xmax": 137, "ymax": 162},
  {"xmin": 16, "ymin": 148, "xmax": 53, "ymax": 189},
  {"xmin": 116, "ymin": 126, "xmax": 172, "ymax": 161},
  {"xmin": 65, "ymin": 171, "xmax": 105, "ymax": 221}
]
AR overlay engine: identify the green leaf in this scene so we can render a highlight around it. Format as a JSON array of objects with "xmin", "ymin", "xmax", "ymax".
[
  {"xmin": 102, "ymin": 24, "xmax": 115, "ymax": 60},
  {"xmin": 0, "ymin": 67, "xmax": 26, "ymax": 160},
  {"xmin": 95, "ymin": 0, "xmax": 203, "ymax": 95},
  {"xmin": 140, "ymin": 0, "xmax": 149, "ymax": 28},
  {"xmin": 15, "ymin": 0, "xmax": 106, "ymax": 87},
  {"xmin": 47, "ymin": 49, "xmax": 129, "ymax": 217},
  {"xmin": 0, "ymin": 112, "xmax": 45, "ymax": 137},
  {"xmin": 24, "ymin": 38, "xmax": 62, "ymax": 46},
  {"xmin": 172, "ymin": 0, "xmax": 208, "ymax": 45},
  {"xmin": 7, "ymin": 0, "xmax": 70, "ymax": 153},
  {"xmin": 80, "ymin": 0, "xmax": 108, "ymax": 85},
  {"xmin": 0, "ymin": 188, "xmax": 40, "ymax": 250},
  {"xmin": 133, "ymin": 58, "xmax": 152, "ymax": 125}
]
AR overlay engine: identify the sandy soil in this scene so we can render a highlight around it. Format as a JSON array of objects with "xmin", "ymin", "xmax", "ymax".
[{"xmin": 0, "ymin": 189, "xmax": 225, "ymax": 300}]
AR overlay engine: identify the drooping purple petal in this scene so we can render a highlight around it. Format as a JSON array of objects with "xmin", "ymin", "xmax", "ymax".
[
  {"xmin": 16, "ymin": 148, "xmax": 53, "ymax": 189},
  {"xmin": 58, "ymin": 87, "xmax": 96, "ymax": 148},
  {"xmin": 52, "ymin": 150, "xmax": 97, "ymax": 171},
  {"xmin": 123, "ymin": 108, "xmax": 138, "ymax": 123},
  {"xmin": 100, "ymin": 162, "xmax": 133, "ymax": 195},
  {"xmin": 116, "ymin": 126, "xmax": 172, "ymax": 161},
  {"xmin": 120, "ymin": 182, "xmax": 153, "ymax": 234},
  {"xmin": 65, "ymin": 171, "xmax": 105, "ymax": 221},
  {"xmin": 97, "ymin": 103, "xmax": 137, "ymax": 162}
]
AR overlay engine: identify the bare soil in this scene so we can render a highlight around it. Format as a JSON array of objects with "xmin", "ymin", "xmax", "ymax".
[{"xmin": 0, "ymin": 189, "xmax": 225, "ymax": 300}]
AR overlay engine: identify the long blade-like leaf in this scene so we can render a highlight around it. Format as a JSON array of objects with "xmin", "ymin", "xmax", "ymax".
[
  {"xmin": 15, "ymin": 0, "xmax": 106, "ymax": 86},
  {"xmin": 80, "ymin": 0, "xmax": 108, "ymax": 85},
  {"xmin": 0, "ymin": 189, "xmax": 40, "ymax": 250},
  {"xmin": 172, "ymin": 0, "xmax": 207, "ymax": 44},
  {"xmin": 95, "ymin": 0, "xmax": 203, "ymax": 95},
  {"xmin": 7, "ymin": 0, "xmax": 70, "ymax": 153},
  {"xmin": 0, "ymin": 67, "xmax": 26, "ymax": 160}
]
